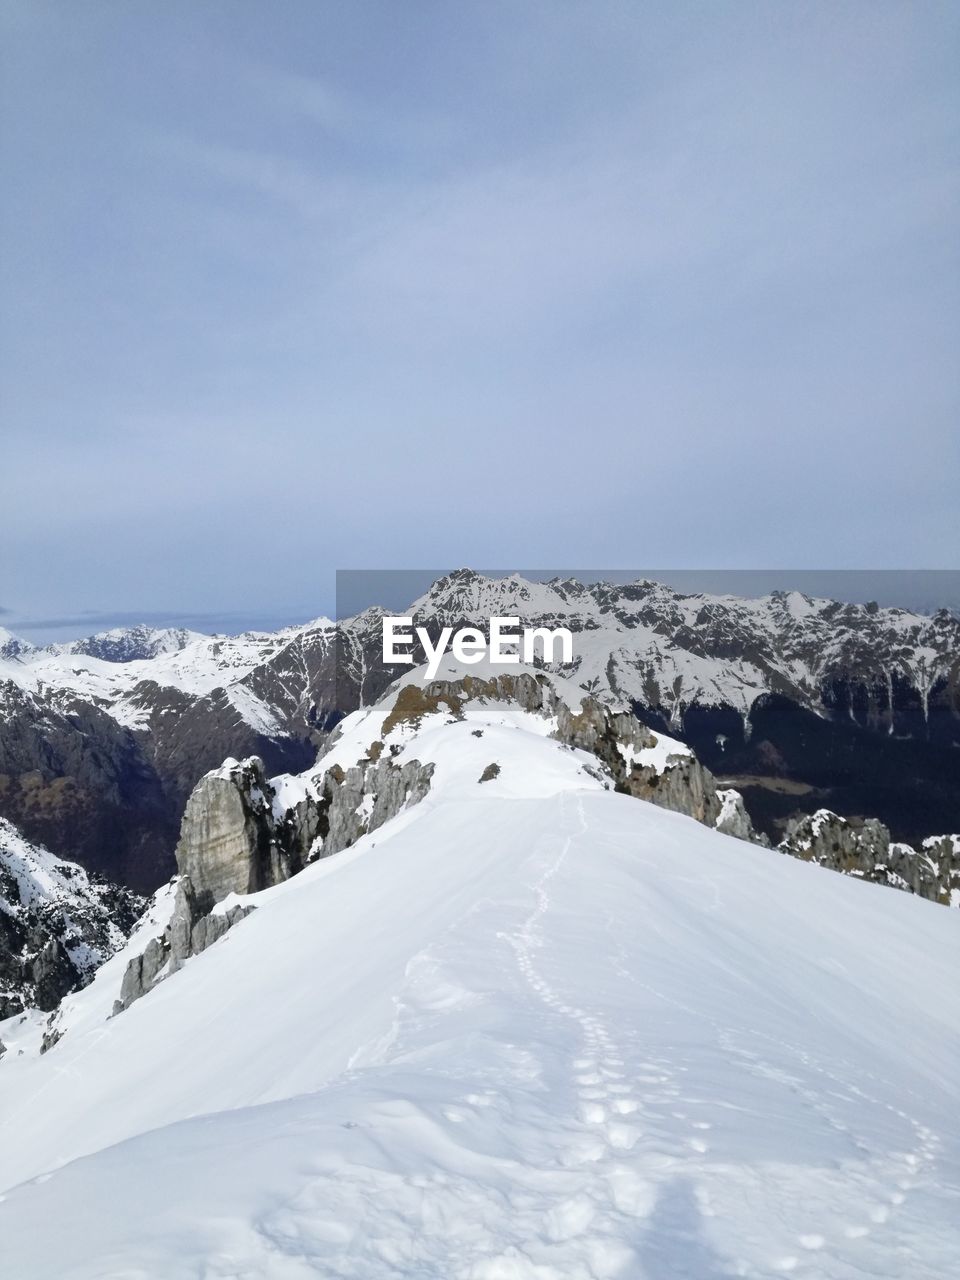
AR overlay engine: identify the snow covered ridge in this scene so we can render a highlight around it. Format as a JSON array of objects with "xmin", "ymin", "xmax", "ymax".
[
  {"xmin": 0, "ymin": 817, "xmax": 144, "ymax": 1023},
  {"xmin": 1, "ymin": 662, "xmax": 959, "ymax": 1278},
  {"xmin": 103, "ymin": 666, "xmax": 958, "ymax": 1025},
  {"xmin": 105, "ymin": 665, "xmax": 736, "ymax": 1013},
  {"xmin": 113, "ymin": 662, "xmax": 960, "ymax": 1021}
]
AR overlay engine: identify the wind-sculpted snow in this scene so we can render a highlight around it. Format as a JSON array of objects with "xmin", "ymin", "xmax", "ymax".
[{"xmin": 0, "ymin": 687, "xmax": 958, "ymax": 1279}]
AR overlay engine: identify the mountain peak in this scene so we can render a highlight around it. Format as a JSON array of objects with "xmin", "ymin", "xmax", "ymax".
[
  {"xmin": 58, "ymin": 625, "xmax": 202, "ymax": 663},
  {"xmin": 0, "ymin": 627, "xmax": 35, "ymax": 659}
]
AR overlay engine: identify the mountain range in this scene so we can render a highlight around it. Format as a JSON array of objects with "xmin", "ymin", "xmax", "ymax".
[{"xmin": 0, "ymin": 571, "xmax": 957, "ymax": 890}]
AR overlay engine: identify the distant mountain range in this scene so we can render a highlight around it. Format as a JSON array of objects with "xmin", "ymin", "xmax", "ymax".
[{"xmin": 0, "ymin": 570, "xmax": 957, "ymax": 889}]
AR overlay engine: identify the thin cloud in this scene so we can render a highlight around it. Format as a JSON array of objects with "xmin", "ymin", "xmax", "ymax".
[{"xmin": 244, "ymin": 62, "xmax": 456, "ymax": 153}]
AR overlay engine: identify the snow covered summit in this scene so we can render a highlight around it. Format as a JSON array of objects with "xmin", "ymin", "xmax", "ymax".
[{"xmin": 1, "ymin": 665, "xmax": 958, "ymax": 1279}]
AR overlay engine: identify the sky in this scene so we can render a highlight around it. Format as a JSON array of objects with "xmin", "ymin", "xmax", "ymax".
[{"xmin": 1, "ymin": 1, "xmax": 958, "ymax": 638}]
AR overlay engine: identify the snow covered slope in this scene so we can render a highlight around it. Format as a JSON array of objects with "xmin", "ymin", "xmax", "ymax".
[{"xmin": 1, "ymin": 680, "xmax": 958, "ymax": 1279}]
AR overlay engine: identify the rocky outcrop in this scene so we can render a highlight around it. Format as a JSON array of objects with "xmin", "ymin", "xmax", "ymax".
[
  {"xmin": 0, "ymin": 817, "xmax": 144, "ymax": 1018},
  {"xmin": 113, "ymin": 874, "xmax": 255, "ymax": 1014},
  {"xmin": 174, "ymin": 748, "xmax": 436, "ymax": 909},
  {"xmin": 778, "ymin": 810, "xmax": 959, "ymax": 905},
  {"xmin": 111, "ymin": 747, "xmax": 436, "ymax": 1014},
  {"xmin": 714, "ymin": 788, "xmax": 767, "ymax": 844},
  {"xmin": 619, "ymin": 754, "xmax": 723, "ymax": 826},
  {"xmin": 175, "ymin": 757, "xmax": 301, "ymax": 910},
  {"xmin": 919, "ymin": 835, "xmax": 960, "ymax": 906},
  {"xmin": 313, "ymin": 756, "xmax": 435, "ymax": 859}
]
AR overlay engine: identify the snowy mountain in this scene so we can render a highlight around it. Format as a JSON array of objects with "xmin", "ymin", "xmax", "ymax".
[
  {"xmin": 407, "ymin": 570, "xmax": 959, "ymax": 731},
  {"xmin": 0, "ymin": 621, "xmax": 314, "ymax": 713},
  {"xmin": 51, "ymin": 623, "xmax": 203, "ymax": 662},
  {"xmin": 0, "ymin": 817, "xmax": 143, "ymax": 1021},
  {"xmin": 1, "ymin": 664, "xmax": 957, "ymax": 1278},
  {"xmin": 0, "ymin": 572, "xmax": 956, "ymax": 890},
  {"xmin": 4, "ymin": 572, "xmax": 956, "ymax": 743},
  {"xmin": 0, "ymin": 626, "xmax": 36, "ymax": 660}
]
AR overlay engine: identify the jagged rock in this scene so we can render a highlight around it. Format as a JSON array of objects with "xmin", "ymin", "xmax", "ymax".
[
  {"xmin": 714, "ymin": 788, "xmax": 768, "ymax": 844},
  {"xmin": 621, "ymin": 754, "xmax": 723, "ymax": 826},
  {"xmin": 920, "ymin": 835, "xmax": 960, "ymax": 906},
  {"xmin": 781, "ymin": 810, "xmax": 891, "ymax": 878},
  {"xmin": 174, "ymin": 757, "xmax": 300, "ymax": 908},
  {"xmin": 116, "ymin": 935, "xmax": 166, "ymax": 1011},
  {"xmin": 479, "ymin": 763, "xmax": 500, "ymax": 783},
  {"xmin": 28, "ymin": 938, "xmax": 78, "ymax": 1013},
  {"xmin": 276, "ymin": 793, "xmax": 322, "ymax": 866},
  {"xmin": 39, "ymin": 1025, "xmax": 62, "ymax": 1055},
  {"xmin": 166, "ymin": 876, "xmax": 255, "ymax": 976},
  {"xmin": 778, "ymin": 810, "xmax": 958, "ymax": 905},
  {"xmin": 313, "ymin": 757, "xmax": 435, "ymax": 859},
  {"xmin": 113, "ymin": 873, "xmax": 256, "ymax": 1014},
  {"xmin": 0, "ymin": 816, "xmax": 144, "ymax": 1017}
]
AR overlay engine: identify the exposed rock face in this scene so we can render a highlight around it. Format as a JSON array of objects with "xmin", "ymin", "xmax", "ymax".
[
  {"xmin": 114, "ymin": 754, "xmax": 317, "ymax": 1011},
  {"xmin": 112, "ymin": 746, "xmax": 436, "ymax": 1013},
  {"xmin": 0, "ymin": 681, "xmax": 176, "ymax": 892},
  {"xmin": 620, "ymin": 755, "xmax": 723, "ymax": 826},
  {"xmin": 313, "ymin": 757, "xmax": 435, "ymax": 859},
  {"xmin": 781, "ymin": 810, "xmax": 893, "ymax": 878},
  {"xmin": 919, "ymin": 835, "xmax": 960, "ymax": 906},
  {"xmin": 778, "ymin": 810, "xmax": 959, "ymax": 905},
  {"xmin": 0, "ymin": 817, "xmax": 143, "ymax": 1018},
  {"xmin": 114, "ymin": 875, "xmax": 255, "ymax": 1014},
  {"xmin": 714, "ymin": 789, "xmax": 766, "ymax": 844},
  {"xmin": 175, "ymin": 757, "xmax": 301, "ymax": 910},
  {"xmin": 174, "ymin": 747, "xmax": 437, "ymax": 909}
]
